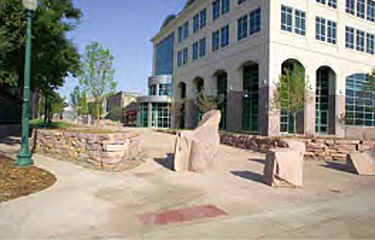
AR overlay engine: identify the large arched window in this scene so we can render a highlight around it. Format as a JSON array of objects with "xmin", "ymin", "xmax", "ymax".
[
  {"xmin": 345, "ymin": 74, "xmax": 375, "ymax": 127},
  {"xmin": 242, "ymin": 63, "xmax": 259, "ymax": 132},
  {"xmin": 280, "ymin": 59, "xmax": 306, "ymax": 134}
]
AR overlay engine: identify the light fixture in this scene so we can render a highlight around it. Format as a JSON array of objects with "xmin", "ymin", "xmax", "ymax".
[{"xmin": 22, "ymin": 0, "xmax": 37, "ymax": 11}]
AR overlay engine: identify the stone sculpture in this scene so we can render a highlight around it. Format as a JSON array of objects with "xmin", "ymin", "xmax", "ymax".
[
  {"xmin": 347, "ymin": 149, "xmax": 375, "ymax": 175},
  {"xmin": 174, "ymin": 110, "xmax": 221, "ymax": 173},
  {"xmin": 264, "ymin": 140, "xmax": 305, "ymax": 188}
]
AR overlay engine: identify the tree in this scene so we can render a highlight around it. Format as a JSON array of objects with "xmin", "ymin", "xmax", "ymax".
[
  {"xmin": 80, "ymin": 42, "xmax": 117, "ymax": 125},
  {"xmin": 106, "ymin": 107, "xmax": 123, "ymax": 122},
  {"xmin": 365, "ymin": 70, "xmax": 375, "ymax": 93},
  {"xmin": 272, "ymin": 64, "xmax": 307, "ymax": 134},
  {"xmin": 0, "ymin": 0, "xmax": 81, "ymax": 105},
  {"xmin": 70, "ymin": 86, "xmax": 88, "ymax": 118},
  {"xmin": 39, "ymin": 90, "xmax": 66, "ymax": 123},
  {"xmin": 171, "ymin": 99, "xmax": 187, "ymax": 129},
  {"xmin": 194, "ymin": 91, "xmax": 222, "ymax": 114}
]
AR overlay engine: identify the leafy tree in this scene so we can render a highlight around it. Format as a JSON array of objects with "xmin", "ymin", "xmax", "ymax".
[
  {"xmin": 80, "ymin": 42, "xmax": 117, "ymax": 125},
  {"xmin": 194, "ymin": 91, "xmax": 223, "ymax": 114},
  {"xmin": 365, "ymin": 70, "xmax": 375, "ymax": 93},
  {"xmin": 272, "ymin": 64, "xmax": 307, "ymax": 134},
  {"xmin": 171, "ymin": 99, "xmax": 187, "ymax": 129},
  {"xmin": 39, "ymin": 90, "xmax": 67, "ymax": 123},
  {"xmin": 106, "ymin": 107, "xmax": 123, "ymax": 122},
  {"xmin": 70, "ymin": 86, "xmax": 88, "ymax": 117},
  {"xmin": 0, "ymin": 0, "xmax": 81, "ymax": 103}
]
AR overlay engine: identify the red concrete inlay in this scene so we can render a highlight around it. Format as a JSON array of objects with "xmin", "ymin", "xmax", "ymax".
[{"xmin": 138, "ymin": 204, "xmax": 227, "ymax": 226}]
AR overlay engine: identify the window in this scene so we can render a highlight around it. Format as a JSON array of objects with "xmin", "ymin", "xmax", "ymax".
[
  {"xmin": 140, "ymin": 103, "xmax": 149, "ymax": 127},
  {"xmin": 327, "ymin": 20, "xmax": 337, "ymax": 44},
  {"xmin": 346, "ymin": 74, "xmax": 375, "ymax": 127},
  {"xmin": 357, "ymin": 0, "xmax": 366, "ymax": 18},
  {"xmin": 151, "ymin": 103, "xmax": 171, "ymax": 128},
  {"xmin": 317, "ymin": 0, "xmax": 337, "ymax": 8},
  {"xmin": 346, "ymin": 26, "xmax": 355, "ymax": 49},
  {"xmin": 237, "ymin": 15, "xmax": 248, "ymax": 41},
  {"xmin": 222, "ymin": 0, "xmax": 230, "ymax": 14},
  {"xmin": 193, "ymin": 14, "xmax": 199, "ymax": 33},
  {"xmin": 178, "ymin": 26, "xmax": 183, "ymax": 43},
  {"xmin": 281, "ymin": 5, "xmax": 293, "ymax": 32},
  {"xmin": 199, "ymin": 37, "xmax": 206, "ymax": 57},
  {"xmin": 212, "ymin": 30, "xmax": 220, "ymax": 51},
  {"xmin": 213, "ymin": 0, "xmax": 220, "ymax": 20},
  {"xmin": 238, "ymin": 0, "xmax": 246, "ymax": 4},
  {"xmin": 367, "ymin": 33, "xmax": 375, "ymax": 54},
  {"xmin": 368, "ymin": 0, "xmax": 375, "ymax": 22},
  {"xmin": 295, "ymin": 9, "xmax": 306, "ymax": 36},
  {"xmin": 159, "ymin": 84, "xmax": 171, "ymax": 96},
  {"xmin": 316, "ymin": 17, "xmax": 326, "ymax": 41},
  {"xmin": 221, "ymin": 25, "xmax": 229, "ymax": 47},
  {"xmin": 183, "ymin": 47, "xmax": 188, "ymax": 65},
  {"xmin": 192, "ymin": 42, "xmax": 199, "ymax": 61},
  {"xmin": 328, "ymin": 0, "xmax": 337, "ymax": 8},
  {"xmin": 250, "ymin": 8, "xmax": 261, "ymax": 35},
  {"xmin": 357, "ymin": 30, "xmax": 365, "ymax": 51},
  {"xmin": 177, "ymin": 51, "xmax": 182, "ymax": 67},
  {"xmin": 149, "ymin": 85, "xmax": 156, "ymax": 96},
  {"xmin": 346, "ymin": 0, "xmax": 355, "ymax": 15},
  {"xmin": 183, "ymin": 21, "xmax": 189, "ymax": 39},
  {"xmin": 200, "ymin": 8, "xmax": 207, "ymax": 28}
]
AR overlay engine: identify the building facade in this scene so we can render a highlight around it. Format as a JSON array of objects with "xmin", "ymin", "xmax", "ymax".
[
  {"xmin": 138, "ymin": 26, "xmax": 175, "ymax": 128},
  {"xmin": 151, "ymin": 0, "xmax": 375, "ymax": 138},
  {"xmin": 106, "ymin": 91, "xmax": 143, "ymax": 126},
  {"xmin": 137, "ymin": 75, "xmax": 173, "ymax": 128}
]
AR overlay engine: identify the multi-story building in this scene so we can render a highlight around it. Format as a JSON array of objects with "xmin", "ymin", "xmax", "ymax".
[
  {"xmin": 151, "ymin": 0, "xmax": 375, "ymax": 138},
  {"xmin": 137, "ymin": 76, "xmax": 173, "ymax": 128},
  {"xmin": 106, "ymin": 91, "xmax": 143, "ymax": 112},
  {"xmin": 106, "ymin": 91, "xmax": 143, "ymax": 126}
]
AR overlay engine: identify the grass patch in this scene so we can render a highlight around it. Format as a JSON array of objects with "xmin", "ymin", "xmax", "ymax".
[{"xmin": 30, "ymin": 119, "xmax": 73, "ymax": 129}]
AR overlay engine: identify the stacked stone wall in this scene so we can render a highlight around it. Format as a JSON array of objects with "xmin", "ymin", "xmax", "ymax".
[
  {"xmin": 220, "ymin": 133, "xmax": 375, "ymax": 161},
  {"xmin": 33, "ymin": 129, "xmax": 144, "ymax": 171}
]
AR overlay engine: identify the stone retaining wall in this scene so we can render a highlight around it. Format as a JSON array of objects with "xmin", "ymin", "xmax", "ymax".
[
  {"xmin": 33, "ymin": 129, "xmax": 144, "ymax": 171},
  {"xmin": 220, "ymin": 133, "xmax": 375, "ymax": 162}
]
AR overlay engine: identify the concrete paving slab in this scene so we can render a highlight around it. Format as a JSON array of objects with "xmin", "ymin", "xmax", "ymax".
[{"xmin": 0, "ymin": 129, "xmax": 374, "ymax": 239}]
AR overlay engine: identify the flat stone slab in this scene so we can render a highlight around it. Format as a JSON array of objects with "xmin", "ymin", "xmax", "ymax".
[{"xmin": 138, "ymin": 204, "xmax": 227, "ymax": 226}]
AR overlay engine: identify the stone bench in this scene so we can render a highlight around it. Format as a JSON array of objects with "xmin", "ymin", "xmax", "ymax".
[
  {"xmin": 264, "ymin": 140, "xmax": 305, "ymax": 188},
  {"xmin": 347, "ymin": 149, "xmax": 375, "ymax": 175}
]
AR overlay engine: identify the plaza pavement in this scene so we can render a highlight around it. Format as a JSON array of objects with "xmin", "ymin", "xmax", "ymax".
[{"xmin": 0, "ymin": 128, "xmax": 374, "ymax": 239}]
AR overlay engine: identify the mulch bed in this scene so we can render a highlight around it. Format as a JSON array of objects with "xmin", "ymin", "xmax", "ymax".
[{"xmin": 0, "ymin": 155, "xmax": 56, "ymax": 203}]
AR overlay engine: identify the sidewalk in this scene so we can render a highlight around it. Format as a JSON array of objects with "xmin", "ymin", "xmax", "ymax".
[{"xmin": 0, "ymin": 129, "xmax": 374, "ymax": 238}]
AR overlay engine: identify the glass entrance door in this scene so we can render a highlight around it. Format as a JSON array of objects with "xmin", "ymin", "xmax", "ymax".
[{"xmin": 316, "ymin": 68, "xmax": 329, "ymax": 134}]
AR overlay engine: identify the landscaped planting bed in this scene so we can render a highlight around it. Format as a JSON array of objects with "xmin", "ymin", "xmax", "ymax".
[{"xmin": 0, "ymin": 155, "xmax": 56, "ymax": 203}]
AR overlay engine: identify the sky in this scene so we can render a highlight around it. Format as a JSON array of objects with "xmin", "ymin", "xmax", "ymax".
[{"xmin": 59, "ymin": 0, "xmax": 186, "ymax": 99}]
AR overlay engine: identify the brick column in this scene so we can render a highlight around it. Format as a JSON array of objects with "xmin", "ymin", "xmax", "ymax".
[
  {"xmin": 185, "ymin": 100, "xmax": 198, "ymax": 129},
  {"xmin": 226, "ymin": 91, "xmax": 243, "ymax": 132},
  {"xmin": 305, "ymin": 90, "xmax": 316, "ymax": 137},
  {"xmin": 335, "ymin": 94, "xmax": 345, "ymax": 137}
]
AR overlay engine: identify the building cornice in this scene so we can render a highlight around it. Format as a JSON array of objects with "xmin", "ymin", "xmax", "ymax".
[{"xmin": 151, "ymin": 0, "xmax": 204, "ymax": 43}]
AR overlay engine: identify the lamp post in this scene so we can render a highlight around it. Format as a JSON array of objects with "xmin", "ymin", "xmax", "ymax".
[{"xmin": 16, "ymin": 0, "xmax": 37, "ymax": 167}]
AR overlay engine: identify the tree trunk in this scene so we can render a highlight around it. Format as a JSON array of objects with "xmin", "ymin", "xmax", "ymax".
[
  {"xmin": 96, "ymin": 101, "xmax": 100, "ymax": 128},
  {"xmin": 44, "ymin": 92, "xmax": 48, "ymax": 124},
  {"xmin": 293, "ymin": 112, "xmax": 297, "ymax": 135},
  {"xmin": 37, "ymin": 90, "xmax": 43, "ymax": 119}
]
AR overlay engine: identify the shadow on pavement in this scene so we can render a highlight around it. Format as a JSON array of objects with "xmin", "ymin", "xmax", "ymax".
[
  {"xmin": 248, "ymin": 158, "xmax": 265, "ymax": 165},
  {"xmin": 154, "ymin": 153, "xmax": 175, "ymax": 171},
  {"xmin": 322, "ymin": 162, "xmax": 353, "ymax": 174},
  {"xmin": 231, "ymin": 170, "xmax": 266, "ymax": 185}
]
